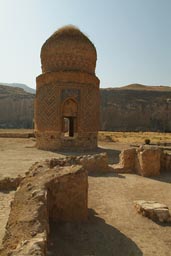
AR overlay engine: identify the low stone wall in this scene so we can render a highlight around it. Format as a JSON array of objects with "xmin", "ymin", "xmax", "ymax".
[
  {"xmin": 136, "ymin": 147, "xmax": 161, "ymax": 176},
  {"xmin": 161, "ymin": 152, "xmax": 171, "ymax": 172},
  {"xmin": 114, "ymin": 146, "xmax": 167, "ymax": 177},
  {"xmin": 49, "ymin": 153, "xmax": 109, "ymax": 173},
  {"xmin": 115, "ymin": 148, "xmax": 136, "ymax": 173},
  {"xmin": 0, "ymin": 162, "xmax": 88, "ymax": 256}
]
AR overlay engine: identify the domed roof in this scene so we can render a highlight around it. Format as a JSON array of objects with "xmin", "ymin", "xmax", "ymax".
[{"xmin": 41, "ymin": 25, "xmax": 97, "ymax": 74}]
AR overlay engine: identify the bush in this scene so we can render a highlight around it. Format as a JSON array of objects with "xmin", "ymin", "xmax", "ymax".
[{"xmin": 144, "ymin": 138, "xmax": 150, "ymax": 145}]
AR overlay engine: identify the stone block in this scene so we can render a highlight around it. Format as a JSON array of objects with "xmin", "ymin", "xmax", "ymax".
[
  {"xmin": 137, "ymin": 148, "xmax": 161, "ymax": 176},
  {"xmin": 134, "ymin": 200, "xmax": 171, "ymax": 223}
]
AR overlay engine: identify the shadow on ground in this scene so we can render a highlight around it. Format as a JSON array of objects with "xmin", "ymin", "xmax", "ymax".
[
  {"xmin": 148, "ymin": 171, "xmax": 171, "ymax": 184},
  {"xmin": 151, "ymin": 219, "xmax": 171, "ymax": 227},
  {"xmin": 98, "ymin": 147, "xmax": 120, "ymax": 164},
  {"xmin": 89, "ymin": 170, "xmax": 125, "ymax": 178},
  {"xmin": 47, "ymin": 209, "xmax": 142, "ymax": 256},
  {"xmin": 53, "ymin": 147, "xmax": 120, "ymax": 165}
]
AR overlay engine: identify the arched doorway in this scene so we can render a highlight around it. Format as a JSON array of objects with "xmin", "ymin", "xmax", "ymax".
[{"xmin": 62, "ymin": 98, "xmax": 78, "ymax": 137}]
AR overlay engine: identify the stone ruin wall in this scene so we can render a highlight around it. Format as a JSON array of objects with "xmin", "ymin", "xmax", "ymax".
[
  {"xmin": 114, "ymin": 146, "xmax": 171, "ymax": 176},
  {"xmin": 0, "ymin": 163, "xmax": 88, "ymax": 256},
  {"xmin": 0, "ymin": 153, "xmax": 109, "ymax": 256}
]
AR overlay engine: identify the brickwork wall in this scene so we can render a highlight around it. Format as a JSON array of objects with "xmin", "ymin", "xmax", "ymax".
[
  {"xmin": 41, "ymin": 28, "xmax": 97, "ymax": 75},
  {"xmin": 35, "ymin": 72, "xmax": 99, "ymax": 151}
]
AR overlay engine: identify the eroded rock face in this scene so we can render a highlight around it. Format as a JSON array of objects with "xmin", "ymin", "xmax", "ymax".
[
  {"xmin": 0, "ymin": 85, "xmax": 34, "ymax": 128},
  {"xmin": 134, "ymin": 200, "xmax": 171, "ymax": 223},
  {"xmin": 0, "ymin": 161, "xmax": 88, "ymax": 256},
  {"xmin": 1, "ymin": 83, "xmax": 171, "ymax": 132},
  {"xmin": 100, "ymin": 88, "xmax": 171, "ymax": 132}
]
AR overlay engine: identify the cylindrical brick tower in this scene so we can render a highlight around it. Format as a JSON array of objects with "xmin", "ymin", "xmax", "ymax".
[{"xmin": 35, "ymin": 25, "xmax": 100, "ymax": 151}]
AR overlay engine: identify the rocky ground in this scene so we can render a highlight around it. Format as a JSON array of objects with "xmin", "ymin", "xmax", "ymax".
[{"xmin": 0, "ymin": 138, "xmax": 171, "ymax": 255}]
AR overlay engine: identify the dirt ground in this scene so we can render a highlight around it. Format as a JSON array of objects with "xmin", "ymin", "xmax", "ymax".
[
  {"xmin": 0, "ymin": 137, "xmax": 171, "ymax": 256},
  {"xmin": 48, "ymin": 172, "xmax": 171, "ymax": 256}
]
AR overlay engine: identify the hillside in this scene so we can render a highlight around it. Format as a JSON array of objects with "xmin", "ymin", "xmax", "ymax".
[
  {"xmin": 100, "ymin": 85, "xmax": 171, "ymax": 132},
  {"xmin": 0, "ymin": 85, "xmax": 34, "ymax": 128},
  {"xmin": 1, "ymin": 83, "xmax": 171, "ymax": 131},
  {"xmin": 114, "ymin": 83, "xmax": 171, "ymax": 91},
  {"xmin": 0, "ymin": 82, "xmax": 35, "ymax": 94}
]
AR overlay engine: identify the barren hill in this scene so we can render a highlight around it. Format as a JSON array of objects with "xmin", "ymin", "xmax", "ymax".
[
  {"xmin": 100, "ymin": 84, "xmax": 171, "ymax": 132},
  {"xmin": 0, "ymin": 82, "xmax": 35, "ymax": 94},
  {"xmin": 114, "ymin": 83, "xmax": 171, "ymax": 92},
  {"xmin": 0, "ymin": 84, "xmax": 34, "ymax": 128}
]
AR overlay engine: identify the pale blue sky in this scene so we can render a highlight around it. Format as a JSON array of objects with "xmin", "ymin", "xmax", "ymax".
[{"xmin": 0, "ymin": 0, "xmax": 170, "ymax": 89}]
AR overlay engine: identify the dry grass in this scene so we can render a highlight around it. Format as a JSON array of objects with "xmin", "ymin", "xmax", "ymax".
[
  {"xmin": 99, "ymin": 131, "xmax": 171, "ymax": 145},
  {"xmin": 1, "ymin": 129, "xmax": 171, "ymax": 146}
]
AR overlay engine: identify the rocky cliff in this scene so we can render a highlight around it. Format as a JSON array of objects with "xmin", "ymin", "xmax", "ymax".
[
  {"xmin": 100, "ymin": 84, "xmax": 171, "ymax": 132},
  {"xmin": 0, "ymin": 85, "xmax": 34, "ymax": 128},
  {"xmin": 1, "ymin": 83, "xmax": 171, "ymax": 132}
]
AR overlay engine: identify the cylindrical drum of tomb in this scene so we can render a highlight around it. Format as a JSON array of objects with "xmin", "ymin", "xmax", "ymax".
[{"xmin": 35, "ymin": 25, "xmax": 100, "ymax": 151}]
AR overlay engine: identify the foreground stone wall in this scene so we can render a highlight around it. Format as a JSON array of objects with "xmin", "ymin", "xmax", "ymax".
[
  {"xmin": 0, "ymin": 162, "xmax": 88, "ymax": 256},
  {"xmin": 49, "ymin": 153, "xmax": 109, "ymax": 173}
]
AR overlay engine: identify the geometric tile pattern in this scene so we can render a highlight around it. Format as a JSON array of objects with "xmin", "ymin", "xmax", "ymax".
[{"xmin": 36, "ymin": 84, "xmax": 60, "ymax": 130}]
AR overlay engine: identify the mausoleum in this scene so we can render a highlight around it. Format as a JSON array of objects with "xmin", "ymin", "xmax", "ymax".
[{"xmin": 35, "ymin": 25, "xmax": 100, "ymax": 151}]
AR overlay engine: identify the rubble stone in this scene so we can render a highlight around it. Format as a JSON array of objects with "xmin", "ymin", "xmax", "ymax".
[{"xmin": 134, "ymin": 200, "xmax": 171, "ymax": 223}]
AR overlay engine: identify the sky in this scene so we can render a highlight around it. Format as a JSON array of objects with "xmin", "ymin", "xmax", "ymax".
[{"xmin": 0, "ymin": 0, "xmax": 170, "ymax": 89}]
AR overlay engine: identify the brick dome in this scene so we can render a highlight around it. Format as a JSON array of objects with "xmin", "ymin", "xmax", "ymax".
[{"xmin": 41, "ymin": 25, "xmax": 97, "ymax": 75}]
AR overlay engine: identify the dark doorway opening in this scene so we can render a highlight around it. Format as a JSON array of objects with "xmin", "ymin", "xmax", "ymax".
[{"xmin": 64, "ymin": 117, "xmax": 75, "ymax": 137}]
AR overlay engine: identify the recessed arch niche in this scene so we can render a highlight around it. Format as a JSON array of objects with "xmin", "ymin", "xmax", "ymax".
[{"xmin": 62, "ymin": 98, "xmax": 78, "ymax": 137}]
